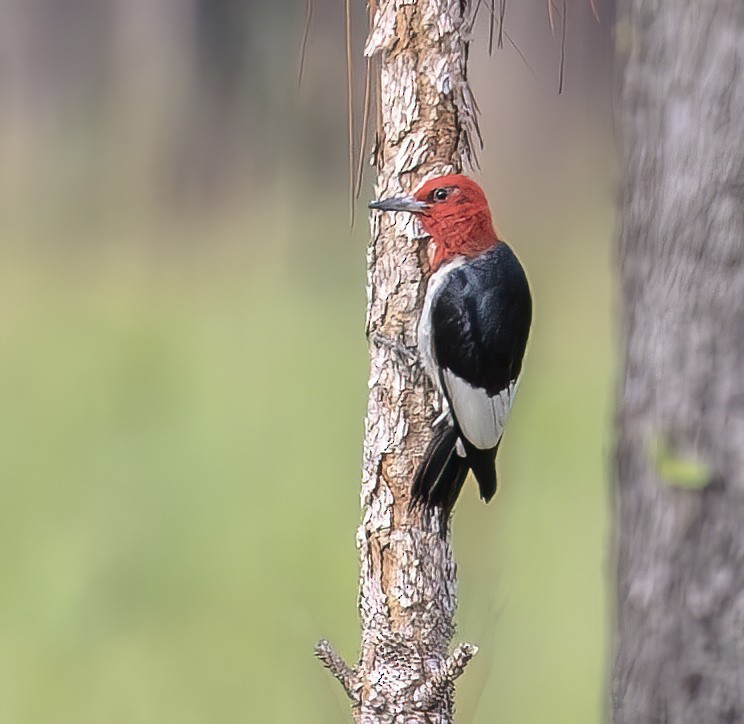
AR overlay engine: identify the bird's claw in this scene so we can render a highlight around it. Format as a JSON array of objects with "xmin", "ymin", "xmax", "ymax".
[{"xmin": 369, "ymin": 331, "xmax": 419, "ymax": 366}]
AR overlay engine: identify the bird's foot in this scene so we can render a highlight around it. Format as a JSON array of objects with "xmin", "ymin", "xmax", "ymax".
[{"xmin": 369, "ymin": 331, "xmax": 421, "ymax": 371}]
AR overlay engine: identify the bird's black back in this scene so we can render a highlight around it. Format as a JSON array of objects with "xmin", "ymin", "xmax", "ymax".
[{"xmin": 431, "ymin": 242, "xmax": 532, "ymax": 396}]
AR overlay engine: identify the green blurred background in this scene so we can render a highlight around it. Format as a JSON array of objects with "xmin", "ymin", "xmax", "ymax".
[{"xmin": 0, "ymin": 1, "xmax": 616, "ymax": 721}]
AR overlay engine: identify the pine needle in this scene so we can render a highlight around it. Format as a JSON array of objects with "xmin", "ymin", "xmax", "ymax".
[
  {"xmin": 558, "ymin": 0, "xmax": 567, "ymax": 94},
  {"xmin": 345, "ymin": 0, "xmax": 355, "ymax": 226},
  {"xmin": 371, "ymin": 0, "xmax": 382, "ymax": 172},
  {"xmin": 355, "ymin": 56, "xmax": 372, "ymax": 199},
  {"xmin": 296, "ymin": 0, "xmax": 313, "ymax": 90},
  {"xmin": 478, "ymin": 0, "xmax": 536, "ymax": 80},
  {"xmin": 355, "ymin": 0, "xmax": 379, "ymax": 198},
  {"xmin": 488, "ymin": 0, "xmax": 495, "ymax": 55},
  {"xmin": 589, "ymin": 0, "xmax": 599, "ymax": 22},
  {"xmin": 497, "ymin": 0, "xmax": 506, "ymax": 50},
  {"xmin": 504, "ymin": 31, "xmax": 538, "ymax": 80},
  {"xmin": 470, "ymin": 0, "xmax": 483, "ymax": 27}
]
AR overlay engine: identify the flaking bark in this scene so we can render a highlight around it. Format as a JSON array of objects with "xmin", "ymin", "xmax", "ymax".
[
  {"xmin": 613, "ymin": 2, "xmax": 744, "ymax": 722},
  {"xmin": 317, "ymin": 1, "xmax": 479, "ymax": 721}
]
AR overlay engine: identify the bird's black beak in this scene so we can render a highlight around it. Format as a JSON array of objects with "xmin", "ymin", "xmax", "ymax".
[{"xmin": 368, "ymin": 195, "xmax": 428, "ymax": 214}]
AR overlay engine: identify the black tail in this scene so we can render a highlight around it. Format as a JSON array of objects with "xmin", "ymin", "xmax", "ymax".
[
  {"xmin": 462, "ymin": 438, "xmax": 500, "ymax": 503},
  {"xmin": 412, "ymin": 426, "xmax": 468, "ymax": 511},
  {"xmin": 412, "ymin": 427, "xmax": 500, "ymax": 510}
]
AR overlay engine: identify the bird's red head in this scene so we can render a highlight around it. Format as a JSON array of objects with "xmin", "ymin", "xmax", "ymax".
[
  {"xmin": 414, "ymin": 175, "xmax": 499, "ymax": 269},
  {"xmin": 369, "ymin": 174, "xmax": 500, "ymax": 270}
]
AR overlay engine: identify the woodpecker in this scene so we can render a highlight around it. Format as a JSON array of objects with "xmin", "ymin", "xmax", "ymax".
[{"xmin": 369, "ymin": 175, "xmax": 531, "ymax": 510}]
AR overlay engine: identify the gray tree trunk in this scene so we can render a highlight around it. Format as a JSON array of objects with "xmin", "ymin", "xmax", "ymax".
[
  {"xmin": 613, "ymin": 2, "xmax": 744, "ymax": 722},
  {"xmin": 316, "ymin": 1, "xmax": 479, "ymax": 721}
]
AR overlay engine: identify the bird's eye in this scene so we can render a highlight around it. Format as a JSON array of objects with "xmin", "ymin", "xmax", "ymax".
[{"xmin": 433, "ymin": 188, "xmax": 449, "ymax": 201}]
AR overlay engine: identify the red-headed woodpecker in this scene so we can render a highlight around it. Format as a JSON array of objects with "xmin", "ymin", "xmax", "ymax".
[{"xmin": 369, "ymin": 175, "xmax": 531, "ymax": 510}]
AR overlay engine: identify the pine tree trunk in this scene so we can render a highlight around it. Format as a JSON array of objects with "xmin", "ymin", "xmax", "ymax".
[
  {"xmin": 316, "ymin": 1, "xmax": 479, "ymax": 721},
  {"xmin": 613, "ymin": 2, "xmax": 744, "ymax": 722}
]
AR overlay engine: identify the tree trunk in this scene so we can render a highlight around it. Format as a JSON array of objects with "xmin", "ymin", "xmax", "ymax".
[
  {"xmin": 613, "ymin": 2, "xmax": 744, "ymax": 722},
  {"xmin": 316, "ymin": 1, "xmax": 479, "ymax": 721}
]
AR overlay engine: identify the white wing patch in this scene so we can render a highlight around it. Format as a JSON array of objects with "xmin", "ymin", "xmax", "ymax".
[{"xmin": 443, "ymin": 370, "xmax": 519, "ymax": 450}]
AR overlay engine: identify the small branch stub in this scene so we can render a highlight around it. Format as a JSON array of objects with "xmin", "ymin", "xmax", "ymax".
[
  {"xmin": 315, "ymin": 639, "xmax": 362, "ymax": 704},
  {"xmin": 412, "ymin": 643, "xmax": 479, "ymax": 710}
]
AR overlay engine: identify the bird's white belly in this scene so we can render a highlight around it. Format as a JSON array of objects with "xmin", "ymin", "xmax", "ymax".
[{"xmin": 417, "ymin": 257, "xmax": 466, "ymax": 391}]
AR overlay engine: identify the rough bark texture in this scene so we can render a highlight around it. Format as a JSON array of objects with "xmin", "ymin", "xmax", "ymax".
[
  {"xmin": 317, "ymin": 1, "xmax": 479, "ymax": 721},
  {"xmin": 613, "ymin": 2, "xmax": 744, "ymax": 722}
]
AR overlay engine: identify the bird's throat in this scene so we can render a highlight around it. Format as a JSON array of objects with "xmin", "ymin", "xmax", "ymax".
[{"xmin": 429, "ymin": 216, "xmax": 500, "ymax": 270}]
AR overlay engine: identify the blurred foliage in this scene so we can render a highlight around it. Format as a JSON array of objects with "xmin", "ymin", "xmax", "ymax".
[
  {"xmin": 0, "ymin": 0, "xmax": 616, "ymax": 722},
  {"xmin": 0, "ymin": 209, "xmax": 614, "ymax": 724}
]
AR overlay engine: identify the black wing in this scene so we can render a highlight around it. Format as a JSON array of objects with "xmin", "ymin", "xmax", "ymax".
[
  {"xmin": 432, "ymin": 242, "xmax": 532, "ymax": 397},
  {"xmin": 413, "ymin": 242, "xmax": 531, "ymax": 508}
]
